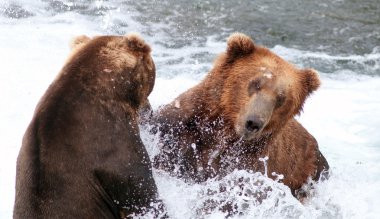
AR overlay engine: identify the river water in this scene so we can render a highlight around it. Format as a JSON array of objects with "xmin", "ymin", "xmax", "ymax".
[{"xmin": 0, "ymin": 0, "xmax": 379, "ymax": 218}]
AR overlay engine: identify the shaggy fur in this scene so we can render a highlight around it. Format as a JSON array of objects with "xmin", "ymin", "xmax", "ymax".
[
  {"xmin": 153, "ymin": 33, "xmax": 329, "ymax": 197},
  {"xmin": 14, "ymin": 33, "xmax": 165, "ymax": 218}
]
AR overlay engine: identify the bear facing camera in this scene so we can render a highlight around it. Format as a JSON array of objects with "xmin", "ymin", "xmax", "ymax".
[{"xmin": 153, "ymin": 32, "xmax": 329, "ymax": 200}]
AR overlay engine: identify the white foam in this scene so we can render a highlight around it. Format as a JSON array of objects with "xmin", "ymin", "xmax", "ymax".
[
  {"xmin": 1, "ymin": 1, "xmax": 380, "ymax": 218},
  {"xmin": 273, "ymin": 45, "xmax": 380, "ymax": 63}
]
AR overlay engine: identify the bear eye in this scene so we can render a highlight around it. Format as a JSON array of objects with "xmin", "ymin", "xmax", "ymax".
[
  {"xmin": 248, "ymin": 79, "xmax": 261, "ymax": 96},
  {"xmin": 275, "ymin": 92, "xmax": 286, "ymax": 108}
]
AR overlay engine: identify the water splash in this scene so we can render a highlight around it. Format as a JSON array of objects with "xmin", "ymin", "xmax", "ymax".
[{"xmin": 192, "ymin": 170, "xmax": 302, "ymax": 219}]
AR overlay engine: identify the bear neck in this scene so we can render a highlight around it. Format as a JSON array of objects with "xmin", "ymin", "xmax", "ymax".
[
  {"xmin": 191, "ymin": 68, "xmax": 228, "ymax": 120},
  {"xmin": 56, "ymin": 66, "xmax": 142, "ymax": 112},
  {"xmin": 186, "ymin": 67, "xmax": 249, "ymax": 141}
]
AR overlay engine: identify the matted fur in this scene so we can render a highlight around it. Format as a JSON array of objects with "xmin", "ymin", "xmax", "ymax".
[
  {"xmin": 13, "ymin": 33, "xmax": 166, "ymax": 218},
  {"xmin": 153, "ymin": 33, "xmax": 328, "ymax": 200}
]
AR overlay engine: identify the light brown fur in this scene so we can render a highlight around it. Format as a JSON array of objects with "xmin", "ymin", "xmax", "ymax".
[{"xmin": 153, "ymin": 33, "xmax": 328, "ymax": 197}]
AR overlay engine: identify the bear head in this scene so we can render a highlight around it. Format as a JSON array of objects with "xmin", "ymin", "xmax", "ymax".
[
  {"xmin": 217, "ymin": 33, "xmax": 320, "ymax": 140},
  {"xmin": 67, "ymin": 33, "xmax": 155, "ymax": 109}
]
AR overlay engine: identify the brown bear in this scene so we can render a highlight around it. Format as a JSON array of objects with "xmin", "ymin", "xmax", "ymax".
[
  {"xmin": 14, "ymin": 33, "xmax": 166, "ymax": 218},
  {"xmin": 153, "ymin": 33, "xmax": 329, "ymax": 198}
]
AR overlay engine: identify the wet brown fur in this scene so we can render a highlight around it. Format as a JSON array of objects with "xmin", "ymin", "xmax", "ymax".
[
  {"xmin": 14, "ymin": 34, "xmax": 165, "ymax": 218},
  {"xmin": 153, "ymin": 33, "xmax": 329, "ymax": 197}
]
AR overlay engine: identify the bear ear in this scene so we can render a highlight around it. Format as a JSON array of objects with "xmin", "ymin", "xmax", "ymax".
[
  {"xmin": 124, "ymin": 32, "xmax": 151, "ymax": 54},
  {"xmin": 124, "ymin": 32, "xmax": 154, "ymax": 71},
  {"xmin": 226, "ymin": 32, "xmax": 255, "ymax": 62},
  {"xmin": 301, "ymin": 68, "xmax": 321, "ymax": 93},
  {"xmin": 69, "ymin": 35, "xmax": 91, "ymax": 50}
]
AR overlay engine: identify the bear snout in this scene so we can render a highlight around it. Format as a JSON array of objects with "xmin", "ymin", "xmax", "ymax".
[{"xmin": 245, "ymin": 115, "xmax": 264, "ymax": 134}]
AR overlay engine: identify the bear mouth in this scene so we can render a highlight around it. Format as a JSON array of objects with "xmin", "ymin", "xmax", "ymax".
[
  {"xmin": 242, "ymin": 131, "xmax": 261, "ymax": 141},
  {"xmin": 235, "ymin": 118, "xmax": 269, "ymax": 141},
  {"xmin": 235, "ymin": 124, "xmax": 263, "ymax": 141}
]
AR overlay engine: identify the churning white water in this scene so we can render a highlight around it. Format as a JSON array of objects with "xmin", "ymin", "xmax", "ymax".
[{"xmin": 1, "ymin": 1, "xmax": 380, "ymax": 218}]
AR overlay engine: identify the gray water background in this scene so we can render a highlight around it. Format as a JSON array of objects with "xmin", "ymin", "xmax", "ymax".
[
  {"xmin": 1, "ymin": 1, "xmax": 380, "ymax": 218},
  {"xmin": 1, "ymin": 0, "xmax": 379, "ymax": 76}
]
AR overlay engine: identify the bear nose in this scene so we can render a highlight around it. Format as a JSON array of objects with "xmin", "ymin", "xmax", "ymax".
[{"xmin": 245, "ymin": 116, "xmax": 263, "ymax": 133}]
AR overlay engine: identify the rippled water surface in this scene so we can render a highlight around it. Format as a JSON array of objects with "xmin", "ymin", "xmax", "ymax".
[{"xmin": 0, "ymin": 0, "xmax": 379, "ymax": 218}]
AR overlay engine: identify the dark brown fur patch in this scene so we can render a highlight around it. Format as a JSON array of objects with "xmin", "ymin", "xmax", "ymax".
[
  {"xmin": 226, "ymin": 33, "xmax": 255, "ymax": 62},
  {"xmin": 14, "ymin": 34, "xmax": 166, "ymax": 218}
]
